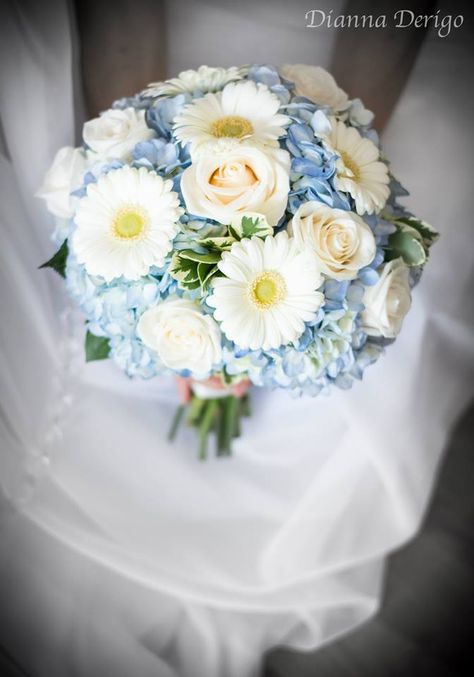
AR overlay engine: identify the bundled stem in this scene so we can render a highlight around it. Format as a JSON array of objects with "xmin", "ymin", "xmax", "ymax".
[{"xmin": 168, "ymin": 391, "xmax": 251, "ymax": 459}]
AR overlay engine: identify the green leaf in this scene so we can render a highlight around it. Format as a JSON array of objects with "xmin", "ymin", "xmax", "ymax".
[
  {"xmin": 240, "ymin": 215, "xmax": 273, "ymax": 238},
  {"xmin": 168, "ymin": 405, "xmax": 185, "ymax": 442},
  {"xmin": 393, "ymin": 217, "xmax": 439, "ymax": 245},
  {"xmin": 168, "ymin": 252, "xmax": 184, "ymax": 280},
  {"xmin": 202, "ymin": 265, "xmax": 220, "ymax": 289},
  {"xmin": 169, "ymin": 253, "xmax": 199, "ymax": 285},
  {"xmin": 197, "ymin": 262, "xmax": 213, "ymax": 286},
  {"xmin": 397, "ymin": 222, "xmax": 423, "ymax": 242},
  {"xmin": 178, "ymin": 249, "xmax": 221, "ymax": 264},
  {"xmin": 181, "ymin": 278, "xmax": 202, "ymax": 291},
  {"xmin": 196, "ymin": 262, "xmax": 221, "ymax": 288},
  {"xmin": 386, "ymin": 229, "xmax": 426, "ymax": 266},
  {"xmin": 199, "ymin": 237, "xmax": 235, "ymax": 252},
  {"xmin": 226, "ymin": 214, "xmax": 273, "ymax": 241},
  {"xmin": 240, "ymin": 216, "xmax": 263, "ymax": 238},
  {"xmin": 39, "ymin": 240, "xmax": 69, "ymax": 277},
  {"xmin": 85, "ymin": 330, "xmax": 111, "ymax": 362},
  {"xmin": 183, "ymin": 264, "xmax": 200, "ymax": 283},
  {"xmin": 228, "ymin": 224, "xmax": 241, "ymax": 240},
  {"xmin": 170, "ymin": 249, "xmax": 223, "ymax": 291}
]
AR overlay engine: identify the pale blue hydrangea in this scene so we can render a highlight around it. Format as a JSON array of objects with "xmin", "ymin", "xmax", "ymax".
[
  {"xmin": 66, "ymin": 253, "xmax": 170, "ymax": 378},
  {"xmin": 146, "ymin": 94, "xmax": 189, "ymax": 140},
  {"xmin": 111, "ymin": 93, "xmax": 152, "ymax": 111},
  {"xmin": 58, "ymin": 63, "xmax": 422, "ymax": 398},
  {"xmin": 247, "ymin": 64, "xmax": 292, "ymax": 105},
  {"xmin": 283, "ymin": 117, "xmax": 352, "ymax": 214}
]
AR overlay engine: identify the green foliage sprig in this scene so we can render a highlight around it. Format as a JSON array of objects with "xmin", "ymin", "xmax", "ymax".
[
  {"xmin": 39, "ymin": 240, "xmax": 69, "ymax": 277},
  {"xmin": 385, "ymin": 216, "xmax": 438, "ymax": 267},
  {"xmin": 169, "ymin": 215, "xmax": 272, "ymax": 292}
]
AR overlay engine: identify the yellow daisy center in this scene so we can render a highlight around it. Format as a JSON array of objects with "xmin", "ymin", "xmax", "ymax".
[
  {"xmin": 112, "ymin": 206, "xmax": 148, "ymax": 240},
  {"xmin": 339, "ymin": 151, "xmax": 361, "ymax": 182},
  {"xmin": 250, "ymin": 271, "xmax": 287, "ymax": 309},
  {"xmin": 211, "ymin": 115, "xmax": 254, "ymax": 139}
]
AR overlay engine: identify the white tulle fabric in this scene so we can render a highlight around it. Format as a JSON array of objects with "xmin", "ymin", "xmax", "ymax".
[{"xmin": 1, "ymin": 2, "xmax": 473, "ymax": 676}]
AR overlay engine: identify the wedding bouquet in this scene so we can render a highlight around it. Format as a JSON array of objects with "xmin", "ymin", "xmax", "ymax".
[{"xmin": 37, "ymin": 64, "xmax": 438, "ymax": 458}]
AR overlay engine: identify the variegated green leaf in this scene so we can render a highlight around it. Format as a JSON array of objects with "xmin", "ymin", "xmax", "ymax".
[
  {"xmin": 394, "ymin": 216, "xmax": 439, "ymax": 245},
  {"xmin": 199, "ymin": 237, "xmax": 235, "ymax": 252},
  {"xmin": 178, "ymin": 249, "xmax": 221, "ymax": 264},
  {"xmin": 169, "ymin": 252, "xmax": 194, "ymax": 281},
  {"xmin": 202, "ymin": 265, "xmax": 220, "ymax": 289},
  {"xmin": 386, "ymin": 229, "xmax": 426, "ymax": 266},
  {"xmin": 240, "ymin": 215, "xmax": 272, "ymax": 238},
  {"xmin": 180, "ymin": 278, "xmax": 202, "ymax": 291},
  {"xmin": 197, "ymin": 262, "xmax": 212, "ymax": 285},
  {"xmin": 228, "ymin": 224, "xmax": 241, "ymax": 240},
  {"xmin": 227, "ymin": 214, "xmax": 273, "ymax": 240}
]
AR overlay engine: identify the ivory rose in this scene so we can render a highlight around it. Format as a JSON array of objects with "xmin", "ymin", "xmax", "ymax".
[
  {"xmin": 36, "ymin": 146, "xmax": 87, "ymax": 218},
  {"xmin": 137, "ymin": 297, "xmax": 222, "ymax": 376},
  {"xmin": 361, "ymin": 258, "xmax": 412, "ymax": 338},
  {"xmin": 289, "ymin": 201, "xmax": 376, "ymax": 280},
  {"xmin": 280, "ymin": 64, "xmax": 349, "ymax": 110},
  {"xmin": 180, "ymin": 144, "xmax": 290, "ymax": 226},
  {"xmin": 83, "ymin": 107, "xmax": 154, "ymax": 160}
]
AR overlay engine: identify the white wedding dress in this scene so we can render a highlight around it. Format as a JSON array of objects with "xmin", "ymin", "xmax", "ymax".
[{"xmin": 1, "ymin": 2, "xmax": 473, "ymax": 676}]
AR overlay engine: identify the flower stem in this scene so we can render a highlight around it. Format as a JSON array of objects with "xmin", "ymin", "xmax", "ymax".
[
  {"xmin": 168, "ymin": 404, "xmax": 185, "ymax": 442},
  {"xmin": 241, "ymin": 393, "xmax": 251, "ymax": 417},
  {"xmin": 223, "ymin": 396, "xmax": 238, "ymax": 456},
  {"xmin": 216, "ymin": 399, "xmax": 228, "ymax": 456},
  {"xmin": 198, "ymin": 399, "xmax": 218, "ymax": 461},
  {"xmin": 168, "ymin": 390, "xmax": 252, "ymax": 458}
]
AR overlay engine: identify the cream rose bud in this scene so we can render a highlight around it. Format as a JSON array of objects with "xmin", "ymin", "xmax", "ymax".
[
  {"xmin": 180, "ymin": 143, "xmax": 290, "ymax": 227},
  {"xmin": 361, "ymin": 258, "xmax": 412, "ymax": 339},
  {"xmin": 280, "ymin": 64, "xmax": 349, "ymax": 110},
  {"xmin": 83, "ymin": 107, "xmax": 154, "ymax": 160},
  {"xmin": 289, "ymin": 201, "xmax": 376, "ymax": 280},
  {"xmin": 137, "ymin": 297, "xmax": 222, "ymax": 376},
  {"xmin": 36, "ymin": 146, "xmax": 87, "ymax": 218}
]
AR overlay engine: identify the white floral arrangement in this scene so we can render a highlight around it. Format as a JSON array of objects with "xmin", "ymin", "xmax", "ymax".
[{"xmin": 37, "ymin": 64, "xmax": 438, "ymax": 458}]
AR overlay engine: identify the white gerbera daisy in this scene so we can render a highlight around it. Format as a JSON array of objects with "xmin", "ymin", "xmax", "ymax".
[
  {"xmin": 173, "ymin": 80, "xmax": 289, "ymax": 157},
  {"xmin": 324, "ymin": 118, "xmax": 390, "ymax": 216},
  {"xmin": 144, "ymin": 65, "xmax": 248, "ymax": 98},
  {"xmin": 207, "ymin": 232, "xmax": 324, "ymax": 351},
  {"xmin": 73, "ymin": 166, "xmax": 183, "ymax": 282}
]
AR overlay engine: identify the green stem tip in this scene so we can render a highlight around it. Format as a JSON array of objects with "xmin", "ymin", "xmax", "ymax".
[{"xmin": 167, "ymin": 392, "xmax": 251, "ymax": 459}]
